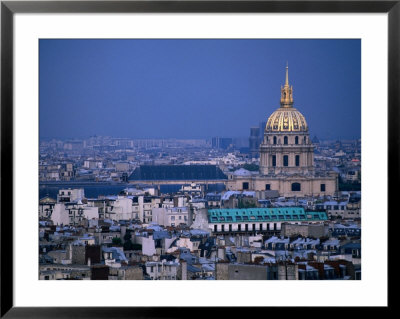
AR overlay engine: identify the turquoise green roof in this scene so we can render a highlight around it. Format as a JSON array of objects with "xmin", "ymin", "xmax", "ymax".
[{"xmin": 208, "ymin": 207, "xmax": 327, "ymax": 223}]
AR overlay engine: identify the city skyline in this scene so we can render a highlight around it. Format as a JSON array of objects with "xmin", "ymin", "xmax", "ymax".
[{"xmin": 40, "ymin": 39, "xmax": 361, "ymax": 140}]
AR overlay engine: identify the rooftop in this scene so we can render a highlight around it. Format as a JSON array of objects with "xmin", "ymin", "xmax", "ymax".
[
  {"xmin": 208, "ymin": 207, "xmax": 327, "ymax": 223},
  {"xmin": 128, "ymin": 165, "xmax": 227, "ymax": 181}
]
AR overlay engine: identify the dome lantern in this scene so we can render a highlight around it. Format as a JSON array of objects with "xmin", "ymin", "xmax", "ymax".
[{"xmin": 265, "ymin": 64, "xmax": 308, "ymax": 132}]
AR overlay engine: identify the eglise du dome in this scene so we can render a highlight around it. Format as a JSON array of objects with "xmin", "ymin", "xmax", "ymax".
[{"xmin": 226, "ymin": 65, "xmax": 338, "ymax": 197}]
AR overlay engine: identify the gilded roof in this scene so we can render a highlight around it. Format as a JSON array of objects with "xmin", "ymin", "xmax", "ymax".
[
  {"xmin": 265, "ymin": 64, "xmax": 308, "ymax": 132},
  {"xmin": 265, "ymin": 107, "xmax": 308, "ymax": 132}
]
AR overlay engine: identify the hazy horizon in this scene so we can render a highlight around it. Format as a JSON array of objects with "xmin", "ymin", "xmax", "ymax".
[{"xmin": 40, "ymin": 39, "xmax": 361, "ymax": 141}]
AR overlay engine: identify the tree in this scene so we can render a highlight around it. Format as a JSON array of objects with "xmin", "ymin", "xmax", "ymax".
[
  {"xmin": 123, "ymin": 240, "xmax": 134, "ymax": 250},
  {"xmin": 124, "ymin": 230, "xmax": 132, "ymax": 241},
  {"xmin": 112, "ymin": 237, "xmax": 122, "ymax": 246}
]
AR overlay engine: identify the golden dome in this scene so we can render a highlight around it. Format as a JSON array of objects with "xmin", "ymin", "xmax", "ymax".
[
  {"xmin": 266, "ymin": 107, "xmax": 308, "ymax": 132},
  {"xmin": 265, "ymin": 64, "xmax": 308, "ymax": 132}
]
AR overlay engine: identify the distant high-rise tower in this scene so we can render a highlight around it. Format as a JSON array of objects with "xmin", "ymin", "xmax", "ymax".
[{"xmin": 249, "ymin": 127, "xmax": 260, "ymax": 158}]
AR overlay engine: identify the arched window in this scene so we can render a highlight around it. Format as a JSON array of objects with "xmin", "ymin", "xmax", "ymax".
[
  {"xmin": 273, "ymin": 136, "xmax": 277, "ymax": 145},
  {"xmin": 283, "ymin": 155, "xmax": 289, "ymax": 167},
  {"xmin": 295, "ymin": 136, "xmax": 299, "ymax": 145},
  {"xmin": 284, "ymin": 136, "xmax": 288, "ymax": 145},
  {"xmin": 291, "ymin": 183, "xmax": 301, "ymax": 191}
]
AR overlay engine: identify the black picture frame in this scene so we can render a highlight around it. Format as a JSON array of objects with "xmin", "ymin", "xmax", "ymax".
[{"xmin": 1, "ymin": 0, "xmax": 395, "ymax": 317}]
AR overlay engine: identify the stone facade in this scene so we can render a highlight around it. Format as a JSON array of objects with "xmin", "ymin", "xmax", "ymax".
[{"xmin": 227, "ymin": 65, "xmax": 338, "ymax": 197}]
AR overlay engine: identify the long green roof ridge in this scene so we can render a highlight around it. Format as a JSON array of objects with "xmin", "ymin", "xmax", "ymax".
[{"xmin": 207, "ymin": 207, "xmax": 327, "ymax": 223}]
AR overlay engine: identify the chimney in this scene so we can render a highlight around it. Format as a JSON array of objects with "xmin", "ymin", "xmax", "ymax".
[{"xmin": 188, "ymin": 204, "xmax": 194, "ymax": 227}]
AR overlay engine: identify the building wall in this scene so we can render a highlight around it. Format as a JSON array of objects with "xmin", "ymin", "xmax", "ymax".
[
  {"xmin": 51, "ymin": 203, "xmax": 69, "ymax": 226},
  {"xmin": 124, "ymin": 266, "xmax": 144, "ymax": 280},
  {"xmin": 71, "ymin": 245, "xmax": 86, "ymax": 265},
  {"xmin": 140, "ymin": 236, "xmax": 157, "ymax": 256},
  {"xmin": 215, "ymin": 263, "xmax": 229, "ymax": 280},
  {"xmin": 259, "ymin": 132, "xmax": 314, "ymax": 176},
  {"xmin": 219, "ymin": 264, "xmax": 269, "ymax": 280},
  {"xmin": 281, "ymin": 223, "xmax": 328, "ymax": 238},
  {"xmin": 277, "ymin": 263, "xmax": 299, "ymax": 280},
  {"xmin": 226, "ymin": 175, "xmax": 337, "ymax": 197}
]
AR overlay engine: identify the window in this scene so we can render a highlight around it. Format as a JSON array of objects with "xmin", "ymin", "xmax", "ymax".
[
  {"xmin": 214, "ymin": 225, "xmax": 217, "ymax": 232},
  {"xmin": 304, "ymin": 136, "xmax": 307, "ymax": 144},
  {"xmin": 221, "ymin": 225, "xmax": 225, "ymax": 232},
  {"xmin": 295, "ymin": 136, "xmax": 299, "ymax": 144},
  {"xmin": 242, "ymin": 182, "xmax": 249, "ymax": 190},
  {"xmin": 283, "ymin": 155, "xmax": 289, "ymax": 167},
  {"xmin": 295, "ymin": 155, "xmax": 300, "ymax": 167},
  {"xmin": 320, "ymin": 184, "xmax": 326, "ymax": 192},
  {"xmin": 238, "ymin": 224, "xmax": 241, "ymax": 231},
  {"xmin": 284, "ymin": 136, "xmax": 288, "ymax": 145},
  {"xmin": 266, "ymin": 184, "xmax": 271, "ymax": 190},
  {"xmin": 252, "ymin": 224, "xmax": 256, "ymax": 231},
  {"xmin": 229, "ymin": 224, "xmax": 232, "ymax": 231},
  {"xmin": 273, "ymin": 136, "xmax": 277, "ymax": 145},
  {"xmin": 291, "ymin": 183, "xmax": 301, "ymax": 191},
  {"xmin": 272, "ymin": 155, "xmax": 276, "ymax": 167},
  {"xmin": 245, "ymin": 224, "xmax": 248, "ymax": 231},
  {"xmin": 260, "ymin": 224, "xmax": 263, "ymax": 230}
]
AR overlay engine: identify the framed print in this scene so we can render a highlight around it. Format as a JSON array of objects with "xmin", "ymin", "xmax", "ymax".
[{"xmin": 1, "ymin": 0, "xmax": 396, "ymax": 317}]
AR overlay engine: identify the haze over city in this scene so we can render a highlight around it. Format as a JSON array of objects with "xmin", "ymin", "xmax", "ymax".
[
  {"xmin": 39, "ymin": 38, "xmax": 362, "ymax": 282},
  {"xmin": 40, "ymin": 39, "xmax": 360, "ymax": 141}
]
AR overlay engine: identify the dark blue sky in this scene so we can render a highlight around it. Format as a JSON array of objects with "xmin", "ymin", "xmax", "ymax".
[{"xmin": 39, "ymin": 39, "xmax": 361, "ymax": 140}]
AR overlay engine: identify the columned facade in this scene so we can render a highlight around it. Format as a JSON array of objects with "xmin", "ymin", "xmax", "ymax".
[{"xmin": 259, "ymin": 64, "xmax": 314, "ymax": 176}]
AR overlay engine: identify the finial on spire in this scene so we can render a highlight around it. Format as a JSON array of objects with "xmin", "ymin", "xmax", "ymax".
[
  {"xmin": 280, "ymin": 63, "xmax": 293, "ymax": 108},
  {"xmin": 285, "ymin": 62, "xmax": 289, "ymax": 87}
]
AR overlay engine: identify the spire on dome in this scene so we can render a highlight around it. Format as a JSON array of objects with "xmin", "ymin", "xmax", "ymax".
[
  {"xmin": 280, "ymin": 63, "xmax": 293, "ymax": 108},
  {"xmin": 285, "ymin": 61, "xmax": 289, "ymax": 87}
]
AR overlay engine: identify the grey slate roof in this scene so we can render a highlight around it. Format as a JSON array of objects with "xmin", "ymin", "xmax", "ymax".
[{"xmin": 128, "ymin": 165, "xmax": 227, "ymax": 181}]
